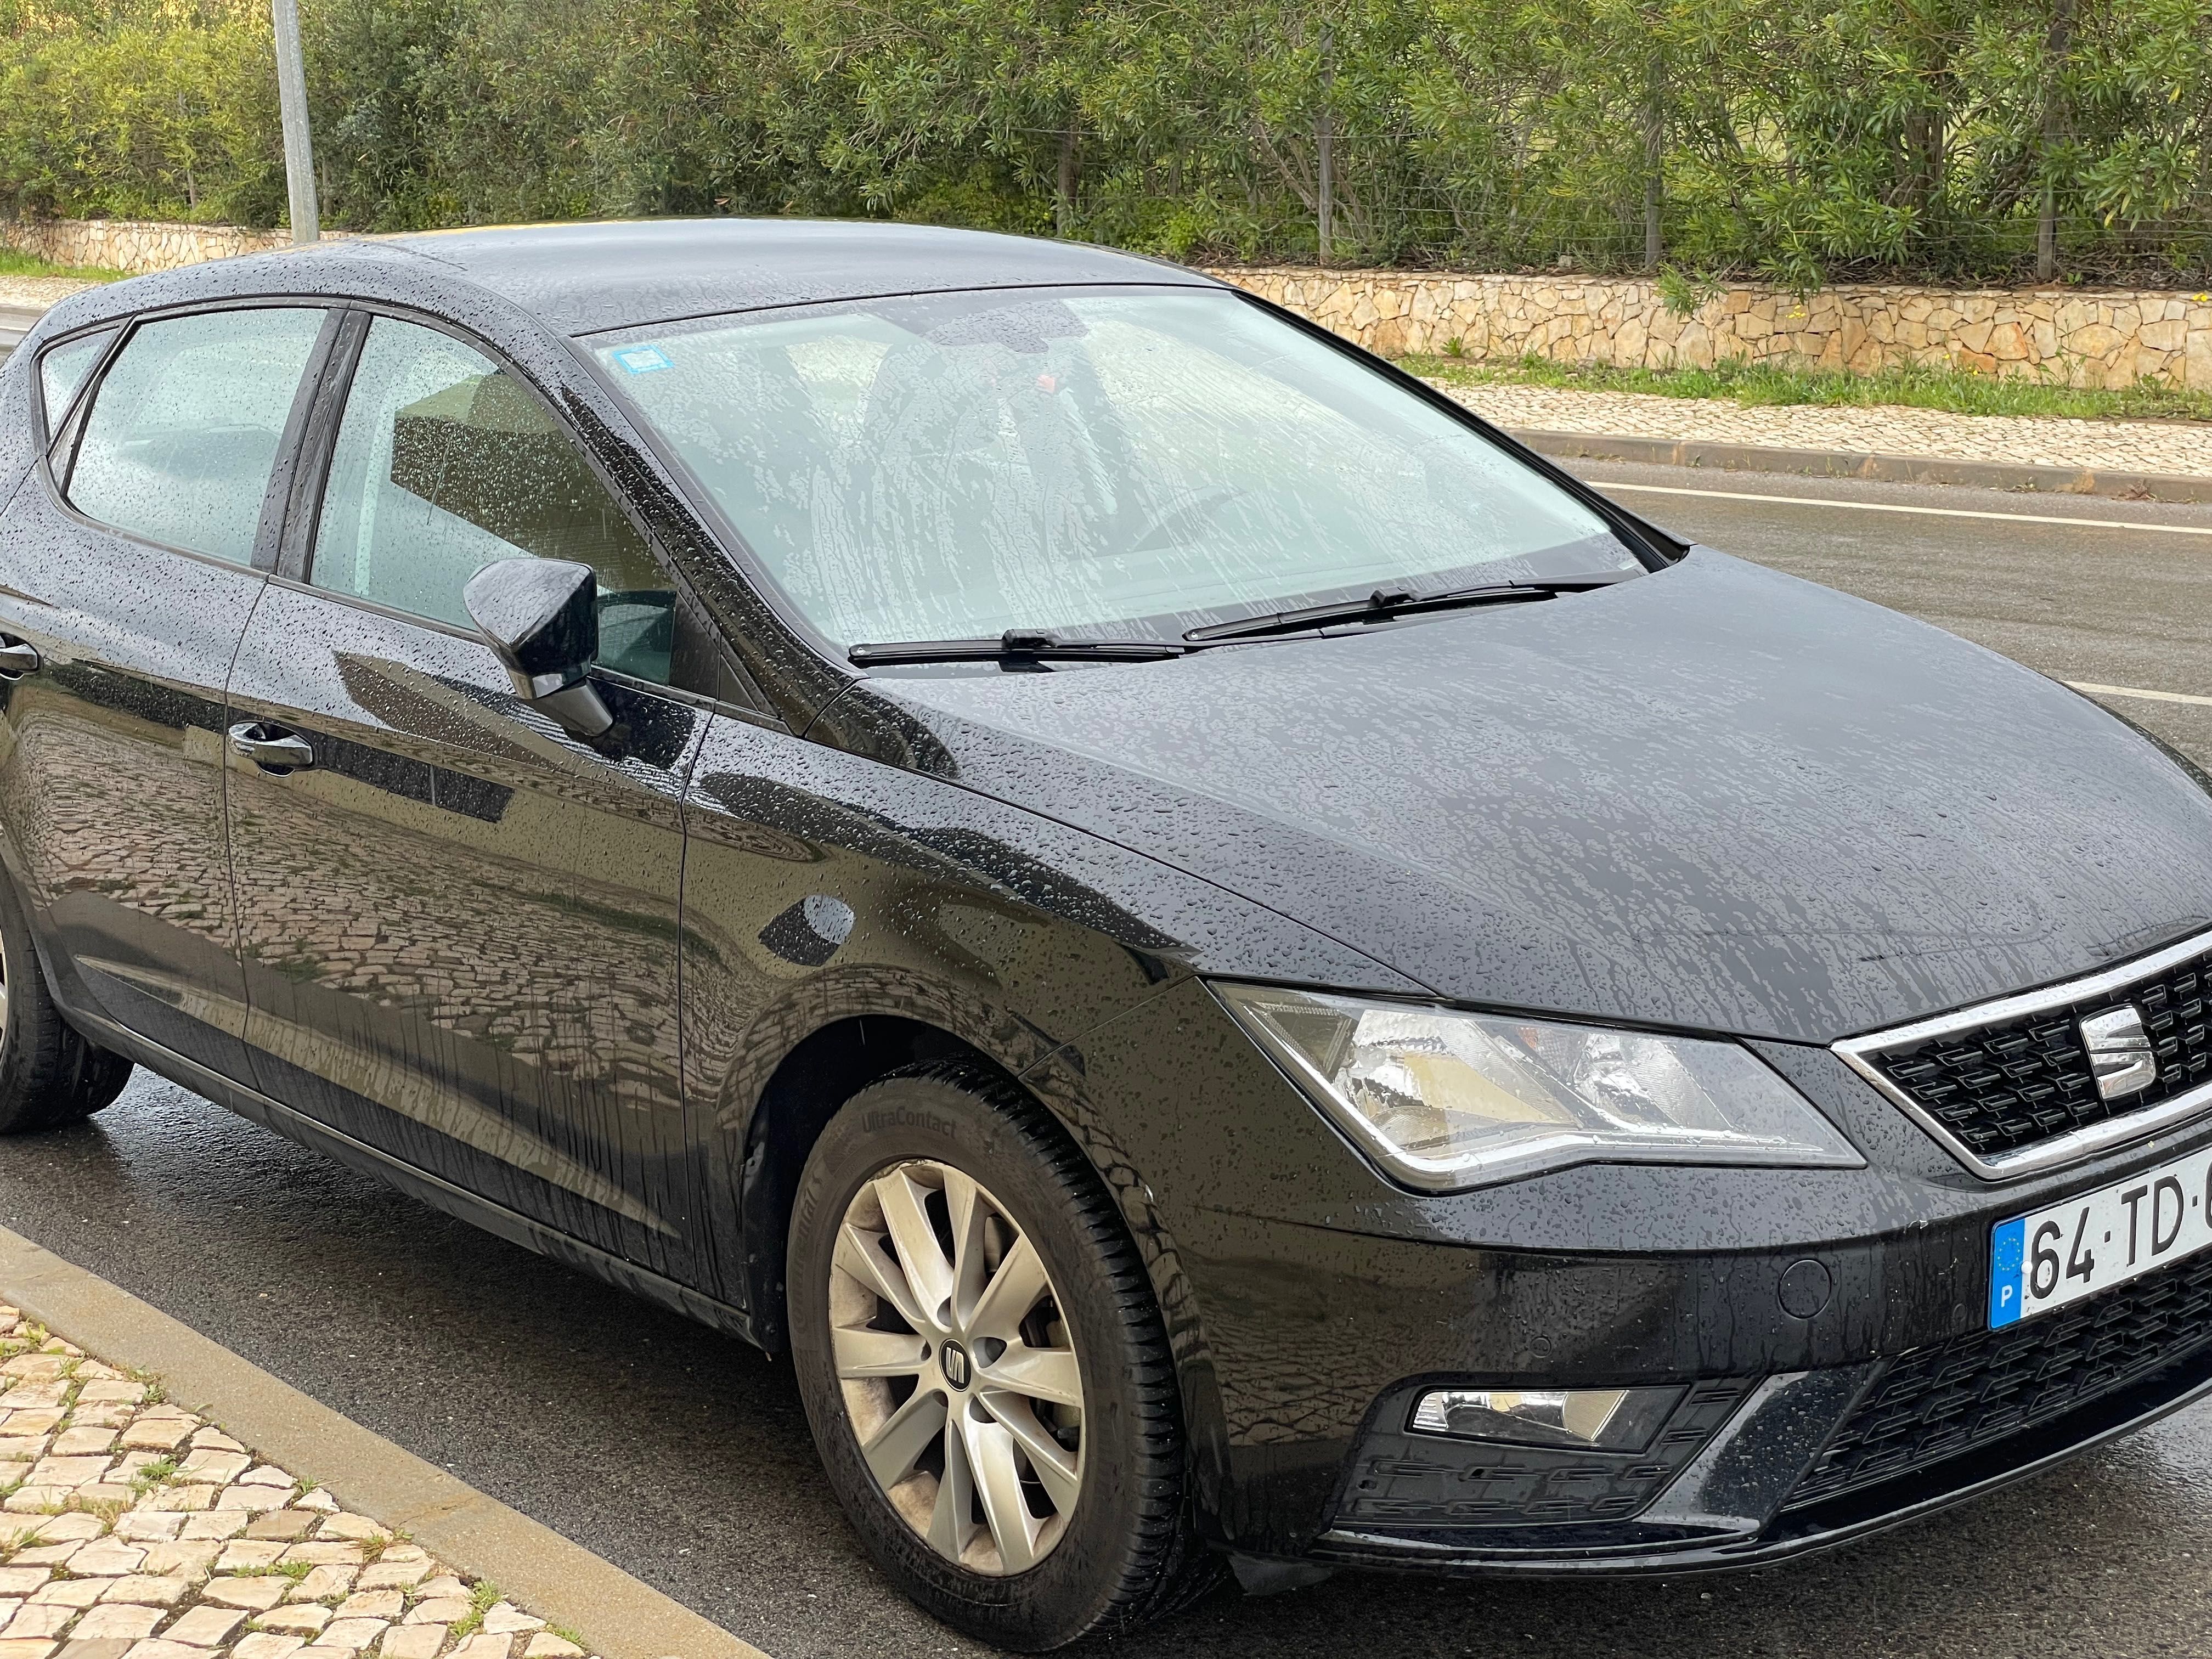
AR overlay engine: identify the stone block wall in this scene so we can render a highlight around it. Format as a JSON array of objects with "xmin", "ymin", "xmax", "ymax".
[
  {"xmin": 0, "ymin": 216, "xmax": 296, "ymax": 274},
  {"xmin": 1209, "ymin": 267, "xmax": 2212, "ymax": 390},
  {"xmin": 8, "ymin": 217, "xmax": 2208, "ymax": 388}
]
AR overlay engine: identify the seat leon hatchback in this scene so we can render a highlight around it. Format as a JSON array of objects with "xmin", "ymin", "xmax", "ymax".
[{"xmin": 7, "ymin": 219, "xmax": 2212, "ymax": 1649}]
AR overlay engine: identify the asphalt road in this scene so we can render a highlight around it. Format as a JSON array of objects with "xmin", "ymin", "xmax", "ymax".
[{"xmin": 8, "ymin": 463, "xmax": 2212, "ymax": 1659}]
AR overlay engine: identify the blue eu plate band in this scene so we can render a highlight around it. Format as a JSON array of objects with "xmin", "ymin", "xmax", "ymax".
[{"xmin": 1990, "ymin": 1216, "xmax": 2027, "ymax": 1328}]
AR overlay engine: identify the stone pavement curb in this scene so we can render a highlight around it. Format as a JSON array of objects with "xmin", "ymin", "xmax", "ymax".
[
  {"xmin": 1511, "ymin": 427, "xmax": 2212, "ymax": 505},
  {"xmin": 0, "ymin": 1227, "xmax": 768, "ymax": 1659}
]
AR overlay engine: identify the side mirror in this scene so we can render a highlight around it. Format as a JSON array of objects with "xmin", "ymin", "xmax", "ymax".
[{"xmin": 462, "ymin": 557, "xmax": 613, "ymax": 738}]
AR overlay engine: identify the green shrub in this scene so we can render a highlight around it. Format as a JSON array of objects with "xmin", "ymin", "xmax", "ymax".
[{"xmin": 1, "ymin": 0, "xmax": 2207, "ymax": 286}]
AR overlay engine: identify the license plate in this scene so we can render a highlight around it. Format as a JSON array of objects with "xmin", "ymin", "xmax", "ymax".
[{"xmin": 1990, "ymin": 1143, "xmax": 2212, "ymax": 1328}]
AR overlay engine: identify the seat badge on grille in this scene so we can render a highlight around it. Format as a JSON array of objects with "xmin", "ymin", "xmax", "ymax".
[{"xmin": 2080, "ymin": 1006, "xmax": 2157, "ymax": 1101}]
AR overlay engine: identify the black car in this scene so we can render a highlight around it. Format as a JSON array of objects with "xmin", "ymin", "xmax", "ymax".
[{"xmin": 5, "ymin": 219, "xmax": 2212, "ymax": 1650}]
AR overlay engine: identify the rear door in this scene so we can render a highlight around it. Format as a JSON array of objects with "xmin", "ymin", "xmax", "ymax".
[
  {"xmin": 0, "ymin": 305, "xmax": 333, "ymax": 1082},
  {"xmin": 223, "ymin": 310, "xmax": 712, "ymax": 1278}
]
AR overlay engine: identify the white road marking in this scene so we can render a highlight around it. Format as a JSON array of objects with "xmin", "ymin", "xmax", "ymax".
[
  {"xmin": 2068, "ymin": 681, "xmax": 2212, "ymax": 709},
  {"xmin": 1587, "ymin": 478, "xmax": 2212, "ymax": 538},
  {"xmin": 1574, "ymin": 477, "xmax": 2212, "ymax": 709}
]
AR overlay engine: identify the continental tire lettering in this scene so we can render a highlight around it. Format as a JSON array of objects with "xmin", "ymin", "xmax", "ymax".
[{"xmin": 863, "ymin": 1107, "xmax": 960, "ymax": 1138}]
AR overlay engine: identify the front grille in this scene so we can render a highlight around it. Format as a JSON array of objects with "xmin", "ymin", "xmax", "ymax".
[
  {"xmin": 1786, "ymin": 1247, "xmax": 2212, "ymax": 1509},
  {"xmin": 1863, "ymin": 946, "xmax": 2212, "ymax": 1160}
]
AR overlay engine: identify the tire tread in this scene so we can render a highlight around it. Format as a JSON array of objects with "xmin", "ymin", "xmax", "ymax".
[
  {"xmin": 793, "ymin": 1057, "xmax": 1223, "ymax": 1647},
  {"xmin": 896, "ymin": 1058, "xmax": 1222, "ymax": 1639}
]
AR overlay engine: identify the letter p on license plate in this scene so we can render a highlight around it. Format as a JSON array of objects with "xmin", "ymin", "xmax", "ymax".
[{"xmin": 1990, "ymin": 1143, "xmax": 2212, "ymax": 1328}]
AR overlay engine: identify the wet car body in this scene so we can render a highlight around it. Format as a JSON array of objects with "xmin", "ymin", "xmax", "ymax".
[{"xmin": 3, "ymin": 221, "xmax": 2212, "ymax": 1595}]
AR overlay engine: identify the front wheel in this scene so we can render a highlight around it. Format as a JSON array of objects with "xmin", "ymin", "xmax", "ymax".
[{"xmin": 788, "ymin": 1064, "xmax": 1216, "ymax": 1650}]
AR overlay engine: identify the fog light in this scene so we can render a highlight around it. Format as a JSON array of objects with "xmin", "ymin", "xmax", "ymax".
[{"xmin": 1409, "ymin": 1386, "xmax": 1681, "ymax": 1452}]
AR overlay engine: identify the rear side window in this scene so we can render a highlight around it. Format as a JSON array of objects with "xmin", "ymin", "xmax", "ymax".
[
  {"xmin": 67, "ymin": 307, "xmax": 326, "ymax": 565},
  {"xmin": 311, "ymin": 315, "xmax": 677, "ymax": 685},
  {"xmin": 36, "ymin": 329, "xmax": 116, "ymax": 437}
]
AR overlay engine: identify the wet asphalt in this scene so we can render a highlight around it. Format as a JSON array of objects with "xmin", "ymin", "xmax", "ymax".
[{"xmin": 8, "ymin": 461, "xmax": 2212, "ymax": 1658}]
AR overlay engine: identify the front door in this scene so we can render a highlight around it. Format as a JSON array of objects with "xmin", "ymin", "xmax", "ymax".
[
  {"xmin": 224, "ymin": 312, "xmax": 708, "ymax": 1279},
  {"xmin": 0, "ymin": 305, "xmax": 332, "ymax": 1082}
]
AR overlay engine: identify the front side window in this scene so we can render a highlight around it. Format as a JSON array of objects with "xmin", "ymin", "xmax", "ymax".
[
  {"xmin": 68, "ymin": 307, "xmax": 326, "ymax": 565},
  {"xmin": 312, "ymin": 317, "xmax": 675, "ymax": 685},
  {"xmin": 37, "ymin": 328, "xmax": 116, "ymax": 437},
  {"xmin": 593, "ymin": 286, "xmax": 1641, "ymax": 651}
]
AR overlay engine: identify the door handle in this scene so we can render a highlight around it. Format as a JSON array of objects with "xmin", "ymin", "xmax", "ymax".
[
  {"xmin": 0, "ymin": 637, "xmax": 41, "ymax": 679},
  {"xmin": 228, "ymin": 721, "xmax": 315, "ymax": 773}
]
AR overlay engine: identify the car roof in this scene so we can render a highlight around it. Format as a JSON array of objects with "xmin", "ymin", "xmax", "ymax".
[
  {"xmin": 27, "ymin": 219, "xmax": 1227, "ymax": 349},
  {"xmin": 381, "ymin": 218, "xmax": 1220, "ymax": 337}
]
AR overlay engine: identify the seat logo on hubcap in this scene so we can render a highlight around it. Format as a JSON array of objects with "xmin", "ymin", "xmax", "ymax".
[{"xmin": 940, "ymin": 1341, "xmax": 972, "ymax": 1390}]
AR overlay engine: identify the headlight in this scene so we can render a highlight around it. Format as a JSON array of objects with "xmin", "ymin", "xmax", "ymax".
[{"xmin": 1212, "ymin": 983, "xmax": 1862, "ymax": 1191}]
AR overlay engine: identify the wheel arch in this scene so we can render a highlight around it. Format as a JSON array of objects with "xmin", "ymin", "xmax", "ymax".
[
  {"xmin": 712, "ymin": 972, "xmax": 1228, "ymax": 1536},
  {"xmin": 731, "ymin": 1011, "xmax": 1029, "ymax": 1353}
]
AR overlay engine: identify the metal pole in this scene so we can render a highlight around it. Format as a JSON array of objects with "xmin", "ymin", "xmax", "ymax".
[
  {"xmin": 1316, "ymin": 24, "xmax": 1333, "ymax": 266},
  {"xmin": 271, "ymin": 0, "xmax": 319, "ymax": 244},
  {"xmin": 1643, "ymin": 42, "xmax": 1663, "ymax": 272},
  {"xmin": 2036, "ymin": 0, "xmax": 2076, "ymax": 283}
]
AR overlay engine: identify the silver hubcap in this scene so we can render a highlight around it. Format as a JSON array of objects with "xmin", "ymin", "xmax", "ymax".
[{"xmin": 829, "ymin": 1160, "xmax": 1085, "ymax": 1575}]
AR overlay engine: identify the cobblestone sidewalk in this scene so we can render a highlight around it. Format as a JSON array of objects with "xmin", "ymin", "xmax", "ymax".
[
  {"xmin": 0, "ymin": 280, "xmax": 99, "ymax": 313},
  {"xmin": 1432, "ymin": 379, "xmax": 2212, "ymax": 479},
  {"xmin": 0, "ymin": 1307, "xmax": 599, "ymax": 1659}
]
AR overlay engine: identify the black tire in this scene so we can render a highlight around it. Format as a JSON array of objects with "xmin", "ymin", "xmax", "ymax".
[
  {"xmin": 788, "ymin": 1062, "xmax": 1218, "ymax": 1650},
  {"xmin": 0, "ymin": 870, "xmax": 132, "ymax": 1134}
]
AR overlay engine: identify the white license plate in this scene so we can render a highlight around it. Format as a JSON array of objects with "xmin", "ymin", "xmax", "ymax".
[{"xmin": 1991, "ymin": 1143, "xmax": 2212, "ymax": 1328}]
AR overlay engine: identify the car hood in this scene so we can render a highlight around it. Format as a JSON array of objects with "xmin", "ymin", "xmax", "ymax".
[{"xmin": 852, "ymin": 549, "xmax": 2212, "ymax": 1045}]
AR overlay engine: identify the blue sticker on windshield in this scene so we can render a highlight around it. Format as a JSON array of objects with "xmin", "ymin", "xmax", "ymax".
[{"xmin": 614, "ymin": 347, "xmax": 672, "ymax": 375}]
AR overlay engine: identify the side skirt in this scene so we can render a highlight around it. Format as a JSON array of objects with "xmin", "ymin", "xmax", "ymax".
[{"xmin": 60, "ymin": 1003, "xmax": 761, "ymax": 1350}]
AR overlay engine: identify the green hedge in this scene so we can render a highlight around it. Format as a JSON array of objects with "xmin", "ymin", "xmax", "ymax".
[{"xmin": 4, "ymin": 0, "xmax": 2210, "ymax": 285}]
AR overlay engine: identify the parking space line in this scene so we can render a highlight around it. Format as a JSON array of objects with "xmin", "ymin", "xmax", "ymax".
[
  {"xmin": 2067, "ymin": 681, "xmax": 2212, "ymax": 709},
  {"xmin": 1588, "ymin": 478, "xmax": 2212, "ymax": 538}
]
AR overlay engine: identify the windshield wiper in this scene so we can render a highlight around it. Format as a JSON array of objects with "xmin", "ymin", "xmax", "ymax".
[
  {"xmin": 1182, "ymin": 575, "xmax": 1632, "ymax": 645},
  {"xmin": 849, "ymin": 630, "xmax": 1187, "ymax": 668},
  {"xmin": 847, "ymin": 575, "xmax": 1635, "ymax": 664}
]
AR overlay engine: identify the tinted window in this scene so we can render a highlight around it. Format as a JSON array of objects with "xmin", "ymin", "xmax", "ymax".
[
  {"xmin": 595, "ymin": 288, "xmax": 1638, "ymax": 649},
  {"xmin": 37, "ymin": 329, "xmax": 116, "ymax": 436},
  {"xmin": 69, "ymin": 308, "xmax": 325, "ymax": 565},
  {"xmin": 313, "ymin": 317, "xmax": 675, "ymax": 686}
]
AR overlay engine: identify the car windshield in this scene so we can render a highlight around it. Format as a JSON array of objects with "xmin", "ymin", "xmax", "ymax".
[{"xmin": 592, "ymin": 286, "xmax": 1641, "ymax": 651}]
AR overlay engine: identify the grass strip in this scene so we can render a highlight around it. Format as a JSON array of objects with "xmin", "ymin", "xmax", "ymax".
[
  {"xmin": 0, "ymin": 249, "xmax": 127, "ymax": 283},
  {"xmin": 1401, "ymin": 349, "xmax": 2212, "ymax": 425}
]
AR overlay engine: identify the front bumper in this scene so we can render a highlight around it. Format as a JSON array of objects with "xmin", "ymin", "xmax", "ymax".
[
  {"xmin": 1294, "ymin": 1164, "xmax": 2212, "ymax": 1576},
  {"xmin": 1276, "ymin": 1143, "xmax": 2212, "ymax": 1577},
  {"xmin": 1034, "ymin": 975, "xmax": 2212, "ymax": 1575},
  {"xmin": 1312, "ymin": 1288, "xmax": 2212, "ymax": 1575}
]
